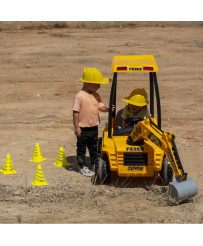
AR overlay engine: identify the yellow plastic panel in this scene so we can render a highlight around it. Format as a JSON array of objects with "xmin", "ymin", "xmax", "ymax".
[{"xmin": 112, "ymin": 55, "xmax": 158, "ymax": 73}]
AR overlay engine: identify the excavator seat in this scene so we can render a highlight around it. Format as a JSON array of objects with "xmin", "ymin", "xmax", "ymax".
[
  {"xmin": 113, "ymin": 126, "xmax": 134, "ymax": 136},
  {"xmin": 113, "ymin": 109, "xmax": 133, "ymax": 136}
]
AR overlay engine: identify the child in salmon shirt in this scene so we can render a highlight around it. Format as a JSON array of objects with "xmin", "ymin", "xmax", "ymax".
[{"xmin": 73, "ymin": 68, "xmax": 111, "ymax": 177}]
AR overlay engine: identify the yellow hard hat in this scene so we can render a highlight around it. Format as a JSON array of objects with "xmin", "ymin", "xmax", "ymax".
[
  {"xmin": 80, "ymin": 68, "xmax": 109, "ymax": 84},
  {"xmin": 122, "ymin": 88, "xmax": 149, "ymax": 106}
]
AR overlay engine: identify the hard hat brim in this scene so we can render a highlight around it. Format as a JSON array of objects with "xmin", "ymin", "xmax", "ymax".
[
  {"xmin": 122, "ymin": 98, "xmax": 148, "ymax": 106},
  {"xmin": 80, "ymin": 77, "xmax": 109, "ymax": 84}
]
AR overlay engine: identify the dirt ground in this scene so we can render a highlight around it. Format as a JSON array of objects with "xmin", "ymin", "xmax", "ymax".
[{"xmin": 0, "ymin": 22, "xmax": 202, "ymax": 224}]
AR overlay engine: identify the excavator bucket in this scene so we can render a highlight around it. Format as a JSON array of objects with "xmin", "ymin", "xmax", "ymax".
[{"xmin": 169, "ymin": 177, "xmax": 198, "ymax": 201}]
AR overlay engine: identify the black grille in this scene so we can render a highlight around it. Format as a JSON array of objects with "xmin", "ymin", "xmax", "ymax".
[{"xmin": 124, "ymin": 152, "xmax": 148, "ymax": 166}]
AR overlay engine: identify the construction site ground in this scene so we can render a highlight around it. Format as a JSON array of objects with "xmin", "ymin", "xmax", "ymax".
[{"xmin": 0, "ymin": 22, "xmax": 202, "ymax": 224}]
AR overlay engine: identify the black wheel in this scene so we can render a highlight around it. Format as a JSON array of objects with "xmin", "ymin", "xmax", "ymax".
[
  {"xmin": 92, "ymin": 157, "xmax": 110, "ymax": 185},
  {"xmin": 159, "ymin": 156, "xmax": 173, "ymax": 185},
  {"xmin": 97, "ymin": 137, "xmax": 102, "ymax": 155}
]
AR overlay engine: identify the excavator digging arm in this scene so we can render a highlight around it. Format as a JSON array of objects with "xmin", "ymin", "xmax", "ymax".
[{"xmin": 127, "ymin": 118, "xmax": 187, "ymax": 182}]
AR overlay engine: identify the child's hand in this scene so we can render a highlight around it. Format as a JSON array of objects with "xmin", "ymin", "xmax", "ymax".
[
  {"xmin": 108, "ymin": 105, "xmax": 115, "ymax": 112},
  {"xmin": 74, "ymin": 127, "xmax": 81, "ymax": 137},
  {"xmin": 99, "ymin": 105, "xmax": 115, "ymax": 112},
  {"xmin": 121, "ymin": 119, "xmax": 129, "ymax": 127}
]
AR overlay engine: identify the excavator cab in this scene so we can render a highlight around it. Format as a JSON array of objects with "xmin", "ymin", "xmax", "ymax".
[
  {"xmin": 109, "ymin": 55, "xmax": 161, "ymax": 135},
  {"xmin": 93, "ymin": 55, "xmax": 198, "ymax": 202}
]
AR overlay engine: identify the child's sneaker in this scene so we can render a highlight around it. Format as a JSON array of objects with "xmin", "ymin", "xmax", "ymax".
[{"xmin": 79, "ymin": 166, "xmax": 93, "ymax": 177}]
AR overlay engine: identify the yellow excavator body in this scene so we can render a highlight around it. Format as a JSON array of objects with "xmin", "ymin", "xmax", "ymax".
[
  {"xmin": 101, "ymin": 118, "xmax": 163, "ymax": 177},
  {"xmin": 93, "ymin": 55, "xmax": 198, "ymax": 202}
]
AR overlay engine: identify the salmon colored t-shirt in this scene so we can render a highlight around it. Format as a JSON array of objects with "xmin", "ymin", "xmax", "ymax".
[{"xmin": 73, "ymin": 90, "xmax": 105, "ymax": 127}]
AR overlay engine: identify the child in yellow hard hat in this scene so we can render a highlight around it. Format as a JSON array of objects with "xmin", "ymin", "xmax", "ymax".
[
  {"xmin": 121, "ymin": 88, "xmax": 151, "ymax": 127},
  {"xmin": 73, "ymin": 68, "xmax": 111, "ymax": 177}
]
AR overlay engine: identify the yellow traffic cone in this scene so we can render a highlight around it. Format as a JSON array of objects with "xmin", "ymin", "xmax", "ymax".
[
  {"xmin": 0, "ymin": 154, "xmax": 17, "ymax": 175},
  {"xmin": 31, "ymin": 164, "xmax": 48, "ymax": 186},
  {"xmin": 29, "ymin": 143, "xmax": 46, "ymax": 162},
  {"xmin": 54, "ymin": 147, "xmax": 69, "ymax": 167}
]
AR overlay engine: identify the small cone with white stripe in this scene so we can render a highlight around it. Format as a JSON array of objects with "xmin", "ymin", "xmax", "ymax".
[
  {"xmin": 29, "ymin": 143, "xmax": 46, "ymax": 163},
  {"xmin": 31, "ymin": 164, "xmax": 47, "ymax": 186},
  {"xmin": 54, "ymin": 147, "xmax": 69, "ymax": 167},
  {"xmin": 0, "ymin": 154, "xmax": 17, "ymax": 175}
]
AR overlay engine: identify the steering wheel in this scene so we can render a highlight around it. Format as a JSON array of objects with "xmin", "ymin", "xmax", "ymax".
[{"xmin": 124, "ymin": 117, "xmax": 143, "ymax": 126}]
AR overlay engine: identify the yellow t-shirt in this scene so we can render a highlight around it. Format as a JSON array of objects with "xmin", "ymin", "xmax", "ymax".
[{"xmin": 121, "ymin": 105, "xmax": 151, "ymax": 120}]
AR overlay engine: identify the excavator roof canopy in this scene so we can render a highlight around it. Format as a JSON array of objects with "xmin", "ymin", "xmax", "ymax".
[{"xmin": 112, "ymin": 55, "xmax": 158, "ymax": 73}]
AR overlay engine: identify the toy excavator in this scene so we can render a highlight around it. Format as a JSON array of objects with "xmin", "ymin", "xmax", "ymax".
[{"xmin": 94, "ymin": 55, "xmax": 198, "ymax": 201}]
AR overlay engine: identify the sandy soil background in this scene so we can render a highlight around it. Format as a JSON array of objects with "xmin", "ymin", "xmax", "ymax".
[{"xmin": 0, "ymin": 21, "xmax": 202, "ymax": 224}]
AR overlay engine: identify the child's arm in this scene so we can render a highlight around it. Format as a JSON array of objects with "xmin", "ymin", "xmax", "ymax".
[
  {"xmin": 99, "ymin": 105, "xmax": 115, "ymax": 112},
  {"xmin": 99, "ymin": 106, "xmax": 109, "ymax": 112},
  {"xmin": 73, "ymin": 111, "xmax": 81, "ymax": 136}
]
